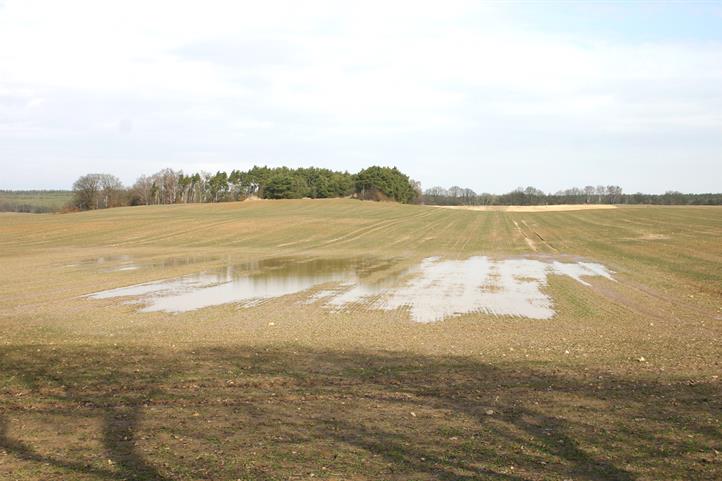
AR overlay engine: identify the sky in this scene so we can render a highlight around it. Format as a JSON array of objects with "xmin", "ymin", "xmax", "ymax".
[{"xmin": 1, "ymin": 0, "xmax": 721, "ymax": 194}]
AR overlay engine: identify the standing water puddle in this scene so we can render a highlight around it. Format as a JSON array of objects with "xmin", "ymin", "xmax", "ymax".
[
  {"xmin": 86, "ymin": 256, "xmax": 614, "ymax": 322},
  {"xmin": 66, "ymin": 255, "xmax": 218, "ymax": 272}
]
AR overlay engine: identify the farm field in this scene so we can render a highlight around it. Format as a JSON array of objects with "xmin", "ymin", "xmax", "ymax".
[
  {"xmin": 0, "ymin": 190, "xmax": 73, "ymax": 213},
  {"xmin": 0, "ymin": 199, "xmax": 720, "ymax": 480}
]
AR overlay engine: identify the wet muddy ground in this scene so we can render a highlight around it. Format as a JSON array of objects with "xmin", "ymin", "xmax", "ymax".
[{"xmin": 86, "ymin": 255, "xmax": 615, "ymax": 322}]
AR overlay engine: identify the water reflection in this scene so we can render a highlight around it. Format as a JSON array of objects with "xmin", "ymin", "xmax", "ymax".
[
  {"xmin": 88, "ymin": 257, "xmax": 400, "ymax": 312},
  {"xmin": 67, "ymin": 255, "xmax": 217, "ymax": 272},
  {"xmin": 322, "ymin": 257, "xmax": 614, "ymax": 321},
  {"xmin": 86, "ymin": 256, "xmax": 615, "ymax": 321}
]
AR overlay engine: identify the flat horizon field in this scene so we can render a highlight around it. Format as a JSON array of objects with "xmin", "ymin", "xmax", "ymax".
[{"xmin": 1, "ymin": 199, "xmax": 720, "ymax": 480}]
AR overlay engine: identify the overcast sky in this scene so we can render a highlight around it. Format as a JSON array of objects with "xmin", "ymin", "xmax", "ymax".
[{"xmin": 1, "ymin": 1, "xmax": 721, "ymax": 193}]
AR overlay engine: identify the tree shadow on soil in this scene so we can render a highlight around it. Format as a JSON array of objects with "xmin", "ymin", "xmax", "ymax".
[{"xmin": 0, "ymin": 345, "xmax": 719, "ymax": 480}]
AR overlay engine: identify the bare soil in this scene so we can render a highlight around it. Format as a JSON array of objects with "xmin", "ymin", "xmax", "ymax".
[{"xmin": 0, "ymin": 200, "xmax": 720, "ymax": 480}]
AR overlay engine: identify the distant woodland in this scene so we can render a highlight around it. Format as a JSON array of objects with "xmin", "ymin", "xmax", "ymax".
[
  {"xmin": 1, "ymin": 165, "xmax": 720, "ymax": 213},
  {"xmin": 422, "ymin": 185, "xmax": 722, "ymax": 207},
  {"xmin": 69, "ymin": 166, "xmax": 420, "ymax": 211}
]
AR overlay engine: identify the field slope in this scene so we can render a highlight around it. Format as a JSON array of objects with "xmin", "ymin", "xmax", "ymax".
[{"xmin": 0, "ymin": 199, "xmax": 720, "ymax": 480}]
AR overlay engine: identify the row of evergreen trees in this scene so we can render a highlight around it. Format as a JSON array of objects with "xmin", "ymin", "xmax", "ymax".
[{"xmin": 72, "ymin": 166, "xmax": 421, "ymax": 210}]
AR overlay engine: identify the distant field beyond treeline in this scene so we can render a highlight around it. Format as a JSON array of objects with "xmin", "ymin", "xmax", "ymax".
[{"xmin": 0, "ymin": 190, "xmax": 73, "ymax": 213}]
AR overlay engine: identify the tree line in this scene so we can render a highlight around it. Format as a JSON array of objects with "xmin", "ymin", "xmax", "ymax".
[
  {"xmin": 71, "ymin": 166, "xmax": 421, "ymax": 210},
  {"xmin": 422, "ymin": 185, "xmax": 722, "ymax": 206},
  {"xmin": 55, "ymin": 170, "xmax": 722, "ymax": 212}
]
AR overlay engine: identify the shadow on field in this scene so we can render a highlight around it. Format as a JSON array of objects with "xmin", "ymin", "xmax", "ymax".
[{"xmin": 0, "ymin": 346, "xmax": 719, "ymax": 480}]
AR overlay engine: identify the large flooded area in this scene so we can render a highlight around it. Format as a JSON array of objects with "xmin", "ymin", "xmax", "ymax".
[{"xmin": 86, "ymin": 256, "xmax": 614, "ymax": 322}]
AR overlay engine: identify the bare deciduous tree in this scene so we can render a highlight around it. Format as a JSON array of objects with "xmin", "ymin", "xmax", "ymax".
[
  {"xmin": 72, "ymin": 174, "xmax": 124, "ymax": 210},
  {"xmin": 132, "ymin": 175, "xmax": 154, "ymax": 205}
]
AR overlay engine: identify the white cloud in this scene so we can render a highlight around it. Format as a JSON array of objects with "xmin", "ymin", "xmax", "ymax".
[{"xmin": 0, "ymin": 0, "xmax": 720, "ymax": 192}]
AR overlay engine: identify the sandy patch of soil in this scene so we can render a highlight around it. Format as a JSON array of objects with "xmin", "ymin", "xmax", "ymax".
[{"xmin": 637, "ymin": 233, "xmax": 670, "ymax": 240}]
